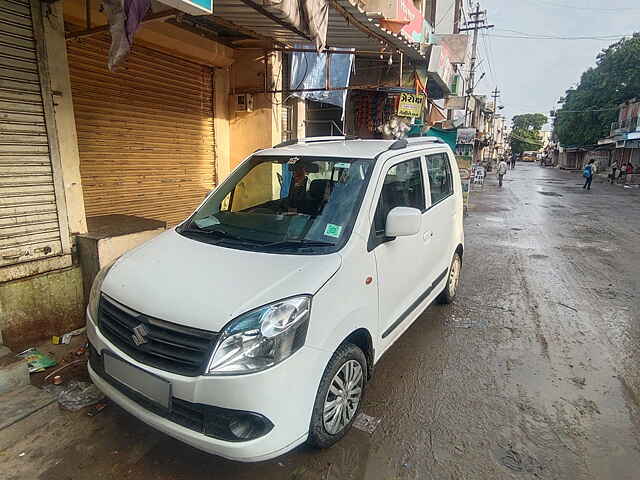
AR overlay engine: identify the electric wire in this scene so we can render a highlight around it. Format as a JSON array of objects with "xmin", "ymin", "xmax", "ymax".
[
  {"xmin": 521, "ymin": 0, "xmax": 640, "ymax": 12},
  {"xmin": 487, "ymin": 32, "xmax": 632, "ymax": 40}
]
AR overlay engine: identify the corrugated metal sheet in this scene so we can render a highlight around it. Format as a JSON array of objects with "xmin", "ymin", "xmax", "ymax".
[
  {"xmin": 213, "ymin": 0, "xmax": 425, "ymax": 60},
  {"xmin": 214, "ymin": 1, "xmax": 306, "ymax": 45},
  {"xmin": 0, "ymin": 0, "xmax": 64, "ymax": 268},
  {"xmin": 67, "ymin": 37, "xmax": 216, "ymax": 226}
]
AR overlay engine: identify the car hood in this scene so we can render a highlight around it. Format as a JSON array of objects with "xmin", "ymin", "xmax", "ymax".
[{"xmin": 101, "ymin": 229, "xmax": 342, "ymax": 332}]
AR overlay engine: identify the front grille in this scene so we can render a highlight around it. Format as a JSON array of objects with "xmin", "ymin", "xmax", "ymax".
[
  {"xmin": 98, "ymin": 294, "xmax": 219, "ymax": 376},
  {"xmin": 89, "ymin": 344, "xmax": 206, "ymax": 432},
  {"xmin": 89, "ymin": 345, "xmax": 274, "ymax": 440}
]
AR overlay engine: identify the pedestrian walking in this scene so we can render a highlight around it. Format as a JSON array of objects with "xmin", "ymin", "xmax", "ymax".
[
  {"xmin": 510, "ymin": 154, "xmax": 517, "ymax": 169},
  {"xmin": 497, "ymin": 158, "xmax": 508, "ymax": 187},
  {"xmin": 582, "ymin": 160, "xmax": 595, "ymax": 190},
  {"xmin": 609, "ymin": 164, "xmax": 618, "ymax": 183}
]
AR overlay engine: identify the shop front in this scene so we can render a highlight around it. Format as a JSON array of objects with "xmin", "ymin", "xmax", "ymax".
[{"xmin": 66, "ymin": 36, "xmax": 217, "ymax": 226}]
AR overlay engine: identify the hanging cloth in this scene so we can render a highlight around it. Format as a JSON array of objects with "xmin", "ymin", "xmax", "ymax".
[{"xmin": 103, "ymin": 0, "xmax": 151, "ymax": 71}]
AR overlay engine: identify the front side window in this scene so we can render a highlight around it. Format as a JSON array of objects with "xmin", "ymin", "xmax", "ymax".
[
  {"xmin": 374, "ymin": 158, "xmax": 425, "ymax": 234},
  {"xmin": 426, "ymin": 153, "xmax": 453, "ymax": 205},
  {"xmin": 178, "ymin": 156, "xmax": 373, "ymax": 254}
]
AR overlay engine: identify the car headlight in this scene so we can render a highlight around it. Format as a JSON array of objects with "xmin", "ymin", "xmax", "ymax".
[
  {"xmin": 206, "ymin": 296, "xmax": 311, "ymax": 375},
  {"xmin": 87, "ymin": 259, "xmax": 117, "ymax": 323}
]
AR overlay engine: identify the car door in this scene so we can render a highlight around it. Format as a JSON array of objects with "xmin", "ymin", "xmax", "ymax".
[
  {"xmin": 424, "ymin": 151, "xmax": 456, "ymax": 277},
  {"xmin": 369, "ymin": 154, "xmax": 436, "ymax": 349}
]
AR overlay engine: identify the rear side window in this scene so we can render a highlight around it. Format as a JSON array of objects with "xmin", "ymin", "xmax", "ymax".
[
  {"xmin": 426, "ymin": 153, "xmax": 453, "ymax": 205},
  {"xmin": 374, "ymin": 158, "xmax": 425, "ymax": 234}
]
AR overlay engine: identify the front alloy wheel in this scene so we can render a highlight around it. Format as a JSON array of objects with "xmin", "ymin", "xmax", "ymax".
[
  {"xmin": 323, "ymin": 360, "xmax": 363, "ymax": 434},
  {"xmin": 308, "ymin": 343, "xmax": 367, "ymax": 448}
]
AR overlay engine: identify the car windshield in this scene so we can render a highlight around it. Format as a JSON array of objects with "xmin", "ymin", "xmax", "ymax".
[{"xmin": 178, "ymin": 155, "xmax": 373, "ymax": 254}]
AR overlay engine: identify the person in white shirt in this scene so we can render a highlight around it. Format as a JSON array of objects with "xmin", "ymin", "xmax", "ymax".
[{"xmin": 497, "ymin": 159, "xmax": 508, "ymax": 187}]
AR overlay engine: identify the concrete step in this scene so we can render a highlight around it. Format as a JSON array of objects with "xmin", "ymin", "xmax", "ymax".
[
  {"xmin": 0, "ymin": 384, "xmax": 57, "ymax": 451},
  {"xmin": 0, "ymin": 344, "xmax": 11, "ymax": 359},
  {"xmin": 0, "ymin": 347, "xmax": 29, "ymax": 394}
]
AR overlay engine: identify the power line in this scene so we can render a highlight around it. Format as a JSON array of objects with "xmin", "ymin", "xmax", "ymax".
[
  {"xmin": 487, "ymin": 32, "xmax": 632, "ymax": 40},
  {"xmin": 555, "ymin": 107, "xmax": 619, "ymax": 113},
  {"xmin": 480, "ymin": 29, "xmax": 497, "ymax": 85},
  {"xmin": 459, "ymin": 2, "xmax": 494, "ymax": 127},
  {"xmin": 435, "ymin": 1, "xmax": 456, "ymax": 28},
  {"xmin": 521, "ymin": 0, "xmax": 640, "ymax": 12}
]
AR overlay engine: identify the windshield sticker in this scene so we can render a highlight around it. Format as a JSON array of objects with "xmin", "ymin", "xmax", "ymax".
[
  {"xmin": 194, "ymin": 216, "xmax": 220, "ymax": 228},
  {"xmin": 334, "ymin": 162, "xmax": 350, "ymax": 169},
  {"xmin": 324, "ymin": 223, "xmax": 343, "ymax": 238}
]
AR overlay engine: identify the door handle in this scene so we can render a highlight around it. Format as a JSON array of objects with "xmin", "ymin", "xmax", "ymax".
[{"xmin": 423, "ymin": 231, "xmax": 433, "ymax": 243}]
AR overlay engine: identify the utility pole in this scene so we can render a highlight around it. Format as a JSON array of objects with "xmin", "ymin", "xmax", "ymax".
[
  {"xmin": 490, "ymin": 87, "xmax": 500, "ymax": 162},
  {"xmin": 459, "ymin": 3, "xmax": 494, "ymax": 128}
]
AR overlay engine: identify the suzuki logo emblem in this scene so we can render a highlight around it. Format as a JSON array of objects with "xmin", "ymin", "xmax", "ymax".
[{"xmin": 132, "ymin": 324, "xmax": 149, "ymax": 346}]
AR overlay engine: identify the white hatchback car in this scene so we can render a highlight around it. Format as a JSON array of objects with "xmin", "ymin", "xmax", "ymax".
[{"xmin": 86, "ymin": 137, "xmax": 464, "ymax": 462}]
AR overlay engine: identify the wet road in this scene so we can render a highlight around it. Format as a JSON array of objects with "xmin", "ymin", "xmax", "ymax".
[{"xmin": 4, "ymin": 163, "xmax": 640, "ymax": 479}]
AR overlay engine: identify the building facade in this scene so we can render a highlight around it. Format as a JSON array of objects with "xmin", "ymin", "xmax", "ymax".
[{"xmin": 1, "ymin": 0, "xmax": 467, "ymax": 348}]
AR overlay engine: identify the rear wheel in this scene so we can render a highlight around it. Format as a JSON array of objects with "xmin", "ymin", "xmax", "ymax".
[
  {"xmin": 308, "ymin": 343, "xmax": 367, "ymax": 448},
  {"xmin": 438, "ymin": 251, "xmax": 462, "ymax": 304}
]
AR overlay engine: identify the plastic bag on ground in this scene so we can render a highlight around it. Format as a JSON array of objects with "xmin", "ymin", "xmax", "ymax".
[{"xmin": 57, "ymin": 380, "xmax": 105, "ymax": 411}]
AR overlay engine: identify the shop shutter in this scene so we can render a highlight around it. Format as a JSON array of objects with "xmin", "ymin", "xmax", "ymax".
[
  {"xmin": 0, "ymin": 0, "xmax": 66, "ymax": 268},
  {"xmin": 67, "ymin": 36, "xmax": 216, "ymax": 226}
]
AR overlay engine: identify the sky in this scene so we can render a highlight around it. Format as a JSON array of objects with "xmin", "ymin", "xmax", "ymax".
[{"xmin": 467, "ymin": 0, "xmax": 639, "ymax": 129}]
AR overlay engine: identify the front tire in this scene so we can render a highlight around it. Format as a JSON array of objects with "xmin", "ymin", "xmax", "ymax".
[
  {"xmin": 307, "ymin": 343, "xmax": 367, "ymax": 448},
  {"xmin": 438, "ymin": 251, "xmax": 462, "ymax": 304}
]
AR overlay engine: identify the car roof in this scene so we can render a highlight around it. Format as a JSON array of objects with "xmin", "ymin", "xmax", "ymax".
[{"xmin": 254, "ymin": 137, "xmax": 448, "ymax": 160}]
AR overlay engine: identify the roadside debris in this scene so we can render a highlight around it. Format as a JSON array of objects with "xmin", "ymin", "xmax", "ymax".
[
  {"xmin": 52, "ymin": 327, "xmax": 86, "ymax": 345},
  {"xmin": 87, "ymin": 401, "xmax": 109, "ymax": 417},
  {"xmin": 16, "ymin": 348, "xmax": 57, "ymax": 373},
  {"xmin": 57, "ymin": 380, "xmax": 104, "ymax": 411},
  {"xmin": 497, "ymin": 444, "xmax": 542, "ymax": 474},
  {"xmin": 558, "ymin": 302, "xmax": 578, "ymax": 312},
  {"xmin": 570, "ymin": 376, "xmax": 586, "ymax": 387},
  {"xmin": 74, "ymin": 344, "xmax": 87, "ymax": 357},
  {"xmin": 52, "ymin": 375, "xmax": 63, "ymax": 385},
  {"xmin": 352, "ymin": 413, "xmax": 381, "ymax": 434},
  {"xmin": 43, "ymin": 359, "xmax": 86, "ymax": 382}
]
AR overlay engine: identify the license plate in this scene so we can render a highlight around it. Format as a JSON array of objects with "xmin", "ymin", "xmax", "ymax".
[{"xmin": 103, "ymin": 352, "xmax": 171, "ymax": 409}]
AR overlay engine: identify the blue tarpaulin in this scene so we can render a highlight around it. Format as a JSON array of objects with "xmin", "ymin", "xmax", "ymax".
[{"xmin": 289, "ymin": 44, "xmax": 354, "ymax": 114}]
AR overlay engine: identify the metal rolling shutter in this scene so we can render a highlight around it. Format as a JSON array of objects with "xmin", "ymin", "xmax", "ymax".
[
  {"xmin": 0, "ymin": 0, "xmax": 66, "ymax": 268},
  {"xmin": 67, "ymin": 36, "xmax": 216, "ymax": 226}
]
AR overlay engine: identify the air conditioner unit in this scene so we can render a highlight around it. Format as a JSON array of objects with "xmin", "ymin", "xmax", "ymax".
[{"xmin": 235, "ymin": 93, "xmax": 254, "ymax": 112}]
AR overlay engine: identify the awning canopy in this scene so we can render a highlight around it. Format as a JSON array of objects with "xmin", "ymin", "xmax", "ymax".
[{"xmin": 213, "ymin": 0, "xmax": 425, "ymax": 60}]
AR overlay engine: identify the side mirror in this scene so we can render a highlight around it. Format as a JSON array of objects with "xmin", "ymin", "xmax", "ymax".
[{"xmin": 385, "ymin": 207, "xmax": 421, "ymax": 238}]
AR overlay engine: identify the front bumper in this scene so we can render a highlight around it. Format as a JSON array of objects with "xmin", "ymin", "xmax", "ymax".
[{"xmin": 87, "ymin": 312, "xmax": 329, "ymax": 462}]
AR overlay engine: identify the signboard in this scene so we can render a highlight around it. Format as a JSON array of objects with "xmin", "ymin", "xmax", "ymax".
[
  {"xmin": 456, "ymin": 155, "xmax": 472, "ymax": 212},
  {"xmin": 397, "ymin": 0, "xmax": 429, "ymax": 43},
  {"xmin": 159, "ymin": 0, "xmax": 212, "ymax": 15},
  {"xmin": 456, "ymin": 128, "xmax": 476, "ymax": 145},
  {"xmin": 397, "ymin": 92, "xmax": 425, "ymax": 118},
  {"xmin": 426, "ymin": 45, "xmax": 454, "ymax": 99},
  {"xmin": 445, "ymin": 96, "xmax": 466, "ymax": 111}
]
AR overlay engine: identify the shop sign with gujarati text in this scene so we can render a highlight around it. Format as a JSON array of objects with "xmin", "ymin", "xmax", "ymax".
[{"xmin": 397, "ymin": 92, "xmax": 425, "ymax": 118}]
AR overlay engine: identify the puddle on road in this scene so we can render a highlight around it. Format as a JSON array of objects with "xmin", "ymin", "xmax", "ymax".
[
  {"xmin": 529, "ymin": 254, "xmax": 549, "ymax": 260},
  {"xmin": 538, "ymin": 191, "xmax": 563, "ymax": 197}
]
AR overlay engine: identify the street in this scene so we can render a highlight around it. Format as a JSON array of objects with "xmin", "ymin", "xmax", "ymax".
[{"xmin": 4, "ymin": 163, "xmax": 640, "ymax": 480}]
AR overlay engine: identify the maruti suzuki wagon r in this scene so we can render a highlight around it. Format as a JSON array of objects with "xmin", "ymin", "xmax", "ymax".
[{"xmin": 86, "ymin": 136, "xmax": 464, "ymax": 462}]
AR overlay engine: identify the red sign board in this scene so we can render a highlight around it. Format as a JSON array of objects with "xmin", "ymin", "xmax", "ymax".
[{"xmin": 396, "ymin": 0, "xmax": 427, "ymax": 43}]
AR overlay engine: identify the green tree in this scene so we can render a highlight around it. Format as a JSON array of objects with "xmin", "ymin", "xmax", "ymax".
[
  {"xmin": 554, "ymin": 33, "xmax": 640, "ymax": 146},
  {"xmin": 509, "ymin": 113, "xmax": 547, "ymax": 154}
]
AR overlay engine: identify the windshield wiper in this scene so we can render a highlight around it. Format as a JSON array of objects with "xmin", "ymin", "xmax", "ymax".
[
  {"xmin": 180, "ymin": 226, "xmax": 261, "ymax": 245},
  {"xmin": 261, "ymin": 239, "xmax": 336, "ymax": 249}
]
